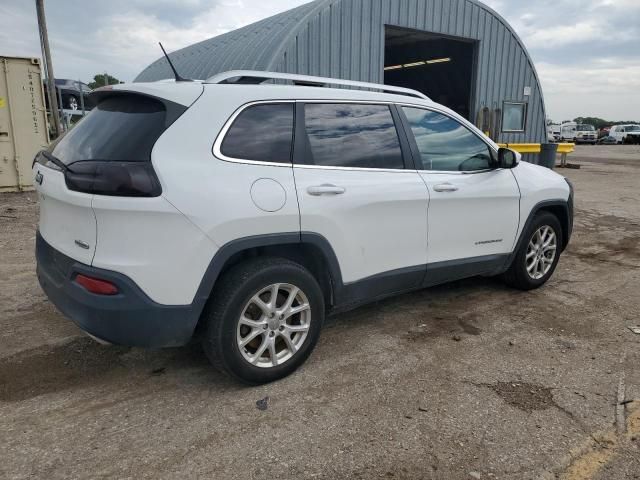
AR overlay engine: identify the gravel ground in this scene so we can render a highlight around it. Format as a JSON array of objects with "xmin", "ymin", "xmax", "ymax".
[{"xmin": 1, "ymin": 145, "xmax": 639, "ymax": 479}]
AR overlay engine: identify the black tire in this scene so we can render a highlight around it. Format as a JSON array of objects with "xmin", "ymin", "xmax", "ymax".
[
  {"xmin": 65, "ymin": 94, "xmax": 79, "ymax": 110},
  {"xmin": 202, "ymin": 257, "xmax": 324, "ymax": 385},
  {"xmin": 503, "ymin": 212, "xmax": 563, "ymax": 290}
]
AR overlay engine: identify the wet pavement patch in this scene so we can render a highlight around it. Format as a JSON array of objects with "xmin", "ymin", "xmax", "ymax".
[
  {"xmin": 0, "ymin": 337, "xmax": 130, "ymax": 402},
  {"xmin": 487, "ymin": 382, "xmax": 555, "ymax": 412}
]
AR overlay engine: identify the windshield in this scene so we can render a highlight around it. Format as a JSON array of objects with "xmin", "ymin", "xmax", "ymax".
[{"xmin": 577, "ymin": 124, "xmax": 595, "ymax": 131}]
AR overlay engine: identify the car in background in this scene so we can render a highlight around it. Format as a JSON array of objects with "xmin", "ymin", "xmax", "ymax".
[
  {"xmin": 43, "ymin": 79, "xmax": 94, "ymax": 111},
  {"xmin": 560, "ymin": 122, "xmax": 597, "ymax": 144},
  {"xmin": 597, "ymin": 135, "xmax": 618, "ymax": 145},
  {"xmin": 609, "ymin": 125, "xmax": 640, "ymax": 144},
  {"xmin": 598, "ymin": 127, "xmax": 610, "ymax": 139},
  {"xmin": 547, "ymin": 124, "xmax": 561, "ymax": 142}
]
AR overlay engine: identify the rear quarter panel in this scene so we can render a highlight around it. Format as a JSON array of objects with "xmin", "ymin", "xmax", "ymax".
[
  {"xmin": 151, "ymin": 86, "xmax": 301, "ymax": 248},
  {"xmin": 91, "ymin": 195, "xmax": 217, "ymax": 305}
]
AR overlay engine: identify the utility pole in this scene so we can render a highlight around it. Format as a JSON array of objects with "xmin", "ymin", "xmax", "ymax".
[{"xmin": 35, "ymin": 0, "xmax": 62, "ymax": 138}]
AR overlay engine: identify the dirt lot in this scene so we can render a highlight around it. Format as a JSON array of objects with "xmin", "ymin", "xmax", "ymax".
[{"xmin": 1, "ymin": 145, "xmax": 639, "ymax": 479}]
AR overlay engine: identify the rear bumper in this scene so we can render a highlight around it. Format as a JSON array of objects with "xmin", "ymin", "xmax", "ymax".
[{"xmin": 36, "ymin": 231, "xmax": 199, "ymax": 347}]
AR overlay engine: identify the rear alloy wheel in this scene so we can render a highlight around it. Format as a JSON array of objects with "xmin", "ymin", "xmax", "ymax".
[
  {"xmin": 503, "ymin": 212, "xmax": 563, "ymax": 290},
  {"xmin": 236, "ymin": 283, "xmax": 311, "ymax": 368},
  {"xmin": 202, "ymin": 257, "xmax": 324, "ymax": 384}
]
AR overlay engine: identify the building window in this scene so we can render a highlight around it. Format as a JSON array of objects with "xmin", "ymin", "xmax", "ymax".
[{"xmin": 502, "ymin": 102, "xmax": 527, "ymax": 133}]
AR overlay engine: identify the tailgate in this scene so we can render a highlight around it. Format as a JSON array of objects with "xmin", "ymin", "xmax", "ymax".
[{"xmin": 33, "ymin": 165, "xmax": 96, "ymax": 265}]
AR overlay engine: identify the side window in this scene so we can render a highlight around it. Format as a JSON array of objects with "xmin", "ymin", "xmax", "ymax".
[
  {"xmin": 221, "ymin": 103, "xmax": 294, "ymax": 163},
  {"xmin": 402, "ymin": 107, "xmax": 494, "ymax": 172},
  {"xmin": 303, "ymin": 103, "xmax": 404, "ymax": 169}
]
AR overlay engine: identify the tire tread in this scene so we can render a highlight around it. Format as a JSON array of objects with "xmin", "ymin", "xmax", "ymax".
[{"xmin": 201, "ymin": 256, "xmax": 323, "ymax": 384}]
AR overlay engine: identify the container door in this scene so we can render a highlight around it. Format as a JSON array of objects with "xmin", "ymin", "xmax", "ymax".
[{"xmin": 0, "ymin": 57, "xmax": 49, "ymax": 192}]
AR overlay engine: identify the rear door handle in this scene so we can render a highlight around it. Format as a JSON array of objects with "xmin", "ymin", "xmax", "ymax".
[
  {"xmin": 433, "ymin": 183, "xmax": 459, "ymax": 193},
  {"xmin": 307, "ymin": 184, "xmax": 346, "ymax": 196}
]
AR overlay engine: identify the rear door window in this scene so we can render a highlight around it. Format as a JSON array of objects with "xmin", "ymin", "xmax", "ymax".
[
  {"xmin": 220, "ymin": 103, "xmax": 294, "ymax": 163},
  {"xmin": 52, "ymin": 94, "xmax": 169, "ymax": 165},
  {"xmin": 303, "ymin": 103, "xmax": 404, "ymax": 169}
]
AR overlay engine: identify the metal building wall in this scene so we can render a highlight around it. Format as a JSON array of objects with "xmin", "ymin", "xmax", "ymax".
[{"xmin": 136, "ymin": 0, "xmax": 546, "ymax": 144}]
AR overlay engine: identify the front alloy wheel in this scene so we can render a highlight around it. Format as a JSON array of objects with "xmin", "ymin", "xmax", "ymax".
[
  {"xmin": 526, "ymin": 226, "xmax": 557, "ymax": 280},
  {"xmin": 237, "ymin": 283, "xmax": 311, "ymax": 368},
  {"xmin": 503, "ymin": 211, "xmax": 563, "ymax": 290}
]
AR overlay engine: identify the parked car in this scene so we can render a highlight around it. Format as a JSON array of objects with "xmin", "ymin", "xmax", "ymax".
[
  {"xmin": 560, "ymin": 122, "xmax": 597, "ymax": 144},
  {"xmin": 609, "ymin": 124, "xmax": 640, "ymax": 144},
  {"xmin": 43, "ymin": 78, "xmax": 94, "ymax": 111},
  {"xmin": 597, "ymin": 135, "xmax": 618, "ymax": 145},
  {"xmin": 32, "ymin": 72, "xmax": 574, "ymax": 384}
]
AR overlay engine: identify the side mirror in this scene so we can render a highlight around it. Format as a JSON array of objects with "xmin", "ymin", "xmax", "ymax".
[{"xmin": 497, "ymin": 147, "xmax": 519, "ymax": 169}]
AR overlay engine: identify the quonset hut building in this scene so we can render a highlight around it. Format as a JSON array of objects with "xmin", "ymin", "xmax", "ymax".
[{"xmin": 136, "ymin": 0, "xmax": 547, "ymax": 144}]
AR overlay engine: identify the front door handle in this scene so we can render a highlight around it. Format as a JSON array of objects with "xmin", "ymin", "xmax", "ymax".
[
  {"xmin": 307, "ymin": 184, "xmax": 346, "ymax": 196},
  {"xmin": 433, "ymin": 183, "xmax": 459, "ymax": 193}
]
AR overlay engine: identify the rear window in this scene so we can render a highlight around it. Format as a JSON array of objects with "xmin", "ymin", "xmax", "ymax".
[{"xmin": 51, "ymin": 95, "xmax": 167, "ymax": 165}]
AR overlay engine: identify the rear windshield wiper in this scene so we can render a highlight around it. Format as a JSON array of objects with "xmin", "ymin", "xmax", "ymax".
[{"xmin": 39, "ymin": 150, "xmax": 74, "ymax": 173}]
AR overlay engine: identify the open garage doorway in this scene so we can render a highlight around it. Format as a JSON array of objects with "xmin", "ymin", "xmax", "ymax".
[{"xmin": 384, "ymin": 26, "xmax": 477, "ymax": 120}]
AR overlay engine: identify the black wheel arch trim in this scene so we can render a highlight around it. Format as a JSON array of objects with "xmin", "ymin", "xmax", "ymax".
[
  {"xmin": 192, "ymin": 232, "xmax": 344, "ymax": 317},
  {"xmin": 508, "ymin": 198, "xmax": 573, "ymax": 269},
  {"xmin": 195, "ymin": 197, "xmax": 573, "ymax": 333}
]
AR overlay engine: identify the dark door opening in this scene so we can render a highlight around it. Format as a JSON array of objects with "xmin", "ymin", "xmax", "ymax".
[{"xmin": 384, "ymin": 26, "xmax": 477, "ymax": 120}]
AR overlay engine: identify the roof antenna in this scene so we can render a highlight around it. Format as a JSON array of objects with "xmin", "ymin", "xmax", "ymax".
[{"xmin": 158, "ymin": 42, "xmax": 192, "ymax": 82}]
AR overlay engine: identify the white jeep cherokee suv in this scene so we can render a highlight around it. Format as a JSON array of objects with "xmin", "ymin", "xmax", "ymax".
[{"xmin": 34, "ymin": 71, "xmax": 574, "ymax": 384}]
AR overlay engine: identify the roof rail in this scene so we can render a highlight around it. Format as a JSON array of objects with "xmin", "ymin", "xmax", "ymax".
[{"xmin": 204, "ymin": 70, "xmax": 430, "ymax": 100}]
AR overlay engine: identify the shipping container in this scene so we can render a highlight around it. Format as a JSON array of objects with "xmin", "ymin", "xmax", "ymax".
[{"xmin": 0, "ymin": 56, "xmax": 50, "ymax": 192}]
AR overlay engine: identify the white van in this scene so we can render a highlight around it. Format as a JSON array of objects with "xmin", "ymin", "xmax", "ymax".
[
  {"xmin": 560, "ymin": 122, "xmax": 597, "ymax": 144},
  {"xmin": 609, "ymin": 125, "xmax": 640, "ymax": 144},
  {"xmin": 547, "ymin": 124, "xmax": 561, "ymax": 142}
]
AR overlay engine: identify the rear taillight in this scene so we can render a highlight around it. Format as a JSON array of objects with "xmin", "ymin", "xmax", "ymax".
[
  {"xmin": 64, "ymin": 161, "xmax": 161, "ymax": 197},
  {"xmin": 74, "ymin": 274, "xmax": 119, "ymax": 295}
]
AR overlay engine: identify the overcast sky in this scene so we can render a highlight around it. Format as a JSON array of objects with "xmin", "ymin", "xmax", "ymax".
[{"xmin": 1, "ymin": 0, "xmax": 638, "ymax": 121}]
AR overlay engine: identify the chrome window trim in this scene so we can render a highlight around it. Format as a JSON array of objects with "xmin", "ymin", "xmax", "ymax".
[
  {"xmin": 212, "ymin": 100, "xmax": 296, "ymax": 168},
  {"xmin": 292, "ymin": 164, "xmax": 415, "ymax": 174},
  {"xmin": 399, "ymin": 104, "xmax": 500, "ymax": 175},
  {"xmin": 214, "ymin": 98, "xmax": 428, "ymax": 172},
  {"xmin": 213, "ymin": 97, "xmax": 500, "ymax": 175}
]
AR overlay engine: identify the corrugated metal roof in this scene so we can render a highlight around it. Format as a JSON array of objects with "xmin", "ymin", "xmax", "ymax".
[
  {"xmin": 135, "ymin": 0, "xmax": 546, "ymax": 143},
  {"xmin": 135, "ymin": 1, "xmax": 326, "ymax": 83}
]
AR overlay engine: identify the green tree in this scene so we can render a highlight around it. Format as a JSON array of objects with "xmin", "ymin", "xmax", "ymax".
[
  {"xmin": 573, "ymin": 117, "xmax": 639, "ymax": 130},
  {"xmin": 88, "ymin": 73, "xmax": 121, "ymax": 89}
]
